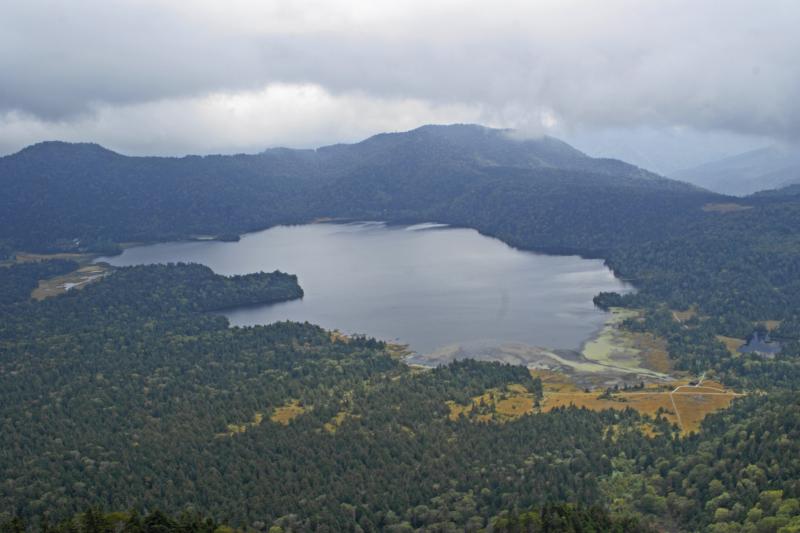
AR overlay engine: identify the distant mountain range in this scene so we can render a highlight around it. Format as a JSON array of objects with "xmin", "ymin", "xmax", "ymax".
[
  {"xmin": 672, "ymin": 144, "xmax": 800, "ymax": 196},
  {"xmin": 0, "ymin": 124, "xmax": 704, "ymax": 253}
]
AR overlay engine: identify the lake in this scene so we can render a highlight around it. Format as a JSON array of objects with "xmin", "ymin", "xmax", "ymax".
[{"xmin": 97, "ymin": 222, "xmax": 631, "ymax": 357}]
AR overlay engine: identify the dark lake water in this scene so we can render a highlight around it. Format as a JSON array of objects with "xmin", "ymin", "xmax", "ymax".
[
  {"xmin": 740, "ymin": 332, "xmax": 782, "ymax": 356},
  {"xmin": 97, "ymin": 222, "xmax": 631, "ymax": 355}
]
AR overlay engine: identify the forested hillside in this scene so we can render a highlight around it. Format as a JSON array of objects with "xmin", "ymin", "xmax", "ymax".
[
  {"xmin": 1, "ymin": 505, "xmax": 652, "ymax": 533},
  {"xmin": 0, "ymin": 260, "xmax": 77, "ymax": 305},
  {"xmin": 0, "ymin": 124, "xmax": 696, "ymax": 255},
  {"xmin": 2, "ymin": 265, "xmax": 800, "ymax": 531}
]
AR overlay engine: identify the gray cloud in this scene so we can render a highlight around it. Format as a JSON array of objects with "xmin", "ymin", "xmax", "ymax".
[
  {"xmin": 0, "ymin": 1, "xmax": 269, "ymax": 119},
  {"xmin": 1, "ymin": 0, "xmax": 798, "ymax": 155}
]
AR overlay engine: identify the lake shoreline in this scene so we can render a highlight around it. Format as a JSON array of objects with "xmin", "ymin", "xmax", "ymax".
[{"xmin": 97, "ymin": 221, "xmax": 632, "ymax": 359}]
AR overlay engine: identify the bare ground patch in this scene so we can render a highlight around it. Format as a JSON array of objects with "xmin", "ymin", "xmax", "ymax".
[
  {"xmin": 270, "ymin": 400, "xmax": 307, "ymax": 425},
  {"xmin": 31, "ymin": 264, "xmax": 109, "ymax": 300}
]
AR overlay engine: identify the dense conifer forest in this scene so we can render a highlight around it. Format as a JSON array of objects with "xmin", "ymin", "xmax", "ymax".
[
  {"xmin": 0, "ymin": 260, "xmax": 77, "ymax": 305},
  {"xmin": 1, "ymin": 263, "xmax": 799, "ymax": 531},
  {"xmin": 0, "ymin": 505, "xmax": 653, "ymax": 533}
]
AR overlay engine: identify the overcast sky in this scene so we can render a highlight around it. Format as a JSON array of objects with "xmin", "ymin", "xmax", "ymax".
[{"xmin": 1, "ymin": 0, "xmax": 797, "ymax": 171}]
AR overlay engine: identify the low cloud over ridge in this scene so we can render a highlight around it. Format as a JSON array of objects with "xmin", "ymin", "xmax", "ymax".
[{"xmin": 1, "ymin": 0, "xmax": 798, "ymax": 156}]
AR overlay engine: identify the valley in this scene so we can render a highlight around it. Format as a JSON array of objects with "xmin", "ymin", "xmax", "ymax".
[
  {"xmin": 1, "ymin": 125, "xmax": 799, "ymax": 532},
  {"xmin": 4, "ymin": 2, "xmax": 800, "ymax": 529}
]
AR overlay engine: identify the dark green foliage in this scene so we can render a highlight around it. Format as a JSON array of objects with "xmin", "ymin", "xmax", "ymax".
[
  {"xmin": 622, "ymin": 307, "xmax": 800, "ymax": 389},
  {"xmin": 604, "ymin": 198, "xmax": 800, "ymax": 328},
  {"xmin": 2, "ymin": 505, "xmax": 653, "ymax": 533},
  {"xmin": 0, "ymin": 243, "xmax": 13, "ymax": 261},
  {"xmin": 0, "ymin": 260, "xmax": 77, "ymax": 305},
  {"xmin": 0, "ymin": 142, "xmax": 304, "ymax": 250},
  {"xmin": 659, "ymin": 393, "xmax": 800, "ymax": 531},
  {"xmin": 0, "ymin": 263, "xmax": 662, "ymax": 530},
  {"xmin": 1, "ymin": 509, "xmax": 221, "ymax": 533},
  {"xmin": 491, "ymin": 504, "xmax": 651, "ymax": 532},
  {"xmin": 593, "ymin": 292, "xmax": 627, "ymax": 311},
  {"xmin": 0, "ymin": 126, "xmax": 696, "ymax": 252},
  {"xmin": 3, "ymin": 263, "xmax": 800, "ymax": 531},
  {"xmin": 624, "ymin": 308, "xmax": 731, "ymax": 375}
]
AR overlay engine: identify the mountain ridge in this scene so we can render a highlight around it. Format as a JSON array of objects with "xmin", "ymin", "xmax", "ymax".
[
  {"xmin": 0, "ymin": 123, "xmax": 707, "ymax": 253},
  {"xmin": 672, "ymin": 143, "xmax": 800, "ymax": 195},
  {"xmin": 8, "ymin": 124, "xmax": 683, "ymax": 186}
]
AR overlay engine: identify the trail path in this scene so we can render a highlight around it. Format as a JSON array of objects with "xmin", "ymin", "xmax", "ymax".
[{"xmin": 666, "ymin": 373, "xmax": 742, "ymax": 432}]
